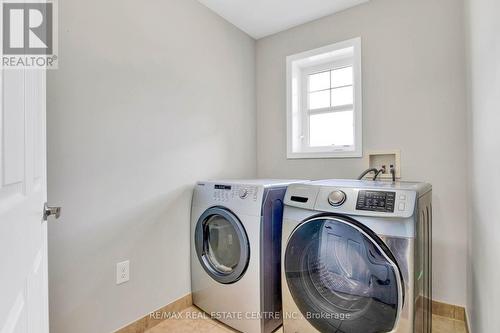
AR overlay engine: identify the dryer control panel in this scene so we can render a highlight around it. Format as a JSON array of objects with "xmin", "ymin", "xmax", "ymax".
[{"xmin": 212, "ymin": 184, "xmax": 259, "ymax": 202}]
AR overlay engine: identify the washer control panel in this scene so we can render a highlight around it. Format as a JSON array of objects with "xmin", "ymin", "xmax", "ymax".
[
  {"xmin": 356, "ymin": 191, "xmax": 396, "ymax": 212},
  {"xmin": 311, "ymin": 186, "xmax": 417, "ymax": 218}
]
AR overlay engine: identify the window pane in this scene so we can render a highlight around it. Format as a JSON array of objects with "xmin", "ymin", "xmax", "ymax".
[
  {"xmin": 309, "ymin": 111, "xmax": 354, "ymax": 147},
  {"xmin": 331, "ymin": 86, "xmax": 353, "ymax": 107},
  {"xmin": 309, "ymin": 90, "xmax": 330, "ymax": 110},
  {"xmin": 308, "ymin": 71, "xmax": 330, "ymax": 92},
  {"xmin": 331, "ymin": 66, "xmax": 353, "ymax": 88}
]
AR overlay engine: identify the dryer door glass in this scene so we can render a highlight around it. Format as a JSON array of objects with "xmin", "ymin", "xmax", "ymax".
[
  {"xmin": 285, "ymin": 217, "xmax": 403, "ymax": 333},
  {"xmin": 195, "ymin": 207, "xmax": 250, "ymax": 284},
  {"xmin": 205, "ymin": 215, "xmax": 241, "ymax": 273}
]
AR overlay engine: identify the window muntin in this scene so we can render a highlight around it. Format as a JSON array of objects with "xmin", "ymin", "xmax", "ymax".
[
  {"xmin": 307, "ymin": 66, "xmax": 354, "ymax": 110},
  {"xmin": 287, "ymin": 38, "xmax": 362, "ymax": 158},
  {"xmin": 306, "ymin": 65, "xmax": 355, "ymax": 148}
]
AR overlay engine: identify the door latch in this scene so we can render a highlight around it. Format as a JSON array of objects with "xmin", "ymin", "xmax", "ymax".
[{"xmin": 43, "ymin": 203, "xmax": 61, "ymax": 221}]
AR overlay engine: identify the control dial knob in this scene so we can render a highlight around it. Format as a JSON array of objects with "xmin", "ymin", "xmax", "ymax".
[
  {"xmin": 239, "ymin": 188, "xmax": 249, "ymax": 199},
  {"xmin": 328, "ymin": 190, "xmax": 347, "ymax": 207}
]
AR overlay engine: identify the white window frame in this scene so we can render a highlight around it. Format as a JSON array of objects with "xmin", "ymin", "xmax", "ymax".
[{"xmin": 286, "ymin": 38, "xmax": 362, "ymax": 159}]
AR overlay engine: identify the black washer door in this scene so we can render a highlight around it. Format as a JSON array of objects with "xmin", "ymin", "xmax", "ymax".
[
  {"xmin": 195, "ymin": 207, "xmax": 250, "ymax": 284},
  {"xmin": 285, "ymin": 217, "xmax": 402, "ymax": 333}
]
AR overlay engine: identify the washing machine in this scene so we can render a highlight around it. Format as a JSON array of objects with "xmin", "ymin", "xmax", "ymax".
[
  {"xmin": 281, "ymin": 180, "xmax": 432, "ymax": 333},
  {"xmin": 191, "ymin": 179, "xmax": 303, "ymax": 333}
]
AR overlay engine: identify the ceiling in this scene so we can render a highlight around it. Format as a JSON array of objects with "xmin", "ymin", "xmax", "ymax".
[{"xmin": 197, "ymin": 0, "xmax": 370, "ymax": 39}]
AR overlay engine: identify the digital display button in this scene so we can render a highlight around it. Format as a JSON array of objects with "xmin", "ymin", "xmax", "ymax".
[
  {"xmin": 356, "ymin": 191, "xmax": 396, "ymax": 212},
  {"xmin": 214, "ymin": 185, "xmax": 232, "ymax": 190}
]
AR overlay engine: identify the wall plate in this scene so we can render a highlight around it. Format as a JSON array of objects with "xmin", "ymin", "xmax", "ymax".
[
  {"xmin": 116, "ymin": 260, "xmax": 130, "ymax": 285},
  {"xmin": 364, "ymin": 150, "xmax": 401, "ymax": 180}
]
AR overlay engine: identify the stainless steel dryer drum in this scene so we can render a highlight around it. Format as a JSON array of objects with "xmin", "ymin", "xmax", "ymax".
[
  {"xmin": 281, "ymin": 180, "xmax": 432, "ymax": 333},
  {"xmin": 191, "ymin": 179, "xmax": 304, "ymax": 333}
]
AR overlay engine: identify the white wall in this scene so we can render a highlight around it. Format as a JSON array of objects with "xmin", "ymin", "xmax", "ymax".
[
  {"xmin": 466, "ymin": 0, "xmax": 500, "ymax": 331},
  {"xmin": 46, "ymin": 0, "xmax": 256, "ymax": 332},
  {"xmin": 256, "ymin": 0, "xmax": 468, "ymax": 306}
]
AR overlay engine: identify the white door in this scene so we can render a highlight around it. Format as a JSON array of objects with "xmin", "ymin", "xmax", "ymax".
[{"xmin": 0, "ymin": 67, "xmax": 50, "ymax": 333}]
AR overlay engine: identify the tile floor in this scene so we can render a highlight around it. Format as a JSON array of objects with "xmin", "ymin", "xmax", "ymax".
[{"xmin": 145, "ymin": 306, "xmax": 467, "ymax": 333}]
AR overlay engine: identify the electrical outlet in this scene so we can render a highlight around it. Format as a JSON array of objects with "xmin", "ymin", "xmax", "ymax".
[{"xmin": 116, "ymin": 260, "xmax": 130, "ymax": 285}]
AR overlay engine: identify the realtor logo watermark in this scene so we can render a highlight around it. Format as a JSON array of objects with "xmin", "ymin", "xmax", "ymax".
[{"xmin": 1, "ymin": 0, "xmax": 58, "ymax": 68}]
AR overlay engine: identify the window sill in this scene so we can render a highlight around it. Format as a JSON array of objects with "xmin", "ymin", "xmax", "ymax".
[{"xmin": 287, "ymin": 150, "xmax": 363, "ymax": 159}]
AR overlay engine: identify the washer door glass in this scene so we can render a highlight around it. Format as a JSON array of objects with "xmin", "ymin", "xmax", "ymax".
[
  {"xmin": 195, "ymin": 207, "xmax": 250, "ymax": 284},
  {"xmin": 285, "ymin": 217, "xmax": 403, "ymax": 333}
]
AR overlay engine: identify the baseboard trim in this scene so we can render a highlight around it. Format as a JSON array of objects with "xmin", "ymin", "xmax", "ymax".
[
  {"xmin": 114, "ymin": 293, "xmax": 192, "ymax": 333},
  {"xmin": 432, "ymin": 300, "xmax": 466, "ymax": 321},
  {"xmin": 115, "ymin": 295, "xmax": 468, "ymax": 333},
  {"xmin": 465, "ymin": 308, "xmax": 472, "ymax": 333},
  {"xmin": 432, "ymin": 300, "xmax": 469, "ymax": 333}
]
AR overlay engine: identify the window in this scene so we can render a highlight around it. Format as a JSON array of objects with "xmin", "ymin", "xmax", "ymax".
[{"xmin": 286, "ymin": 38, "xmax": 362, "ymax": 158}]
